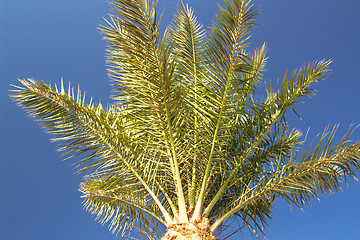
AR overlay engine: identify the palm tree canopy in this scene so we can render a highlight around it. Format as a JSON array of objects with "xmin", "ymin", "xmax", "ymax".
[{"xmin": 11, "ymin": 0, "xmax": 360, "ymax": 239}]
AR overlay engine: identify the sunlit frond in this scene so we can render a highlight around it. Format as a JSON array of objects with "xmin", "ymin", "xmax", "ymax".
[
  {"xmin": 81, "ymin": 176, "xmax": 165, "ymax": 239},
  {"xmin": 210, "ymin": 126, "xmax": 360, "ymax": 231},
  {"xmin": 10, "ymin": 78, "xmax": 173, "ymax": 230}
]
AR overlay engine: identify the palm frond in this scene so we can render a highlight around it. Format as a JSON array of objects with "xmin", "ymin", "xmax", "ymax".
[
  {"xmin": 10, "ymin": 79, "xmax": 173, "ymax": 224},
  {"xmin": 102, "ymin": 0, "xmax": 190, "ymax": 221},
  {"xmin": 193, "ymin": 0, "xmax": 260, "ymax": 220},
  {"xmin": 202, "ymin": 59, "xmax": 331, "ymax": 218},
  {"xmin": 81, "ymin": 175, "xmax": 164, "ymax": 239},
  {"xmin": 210, "ymin": 126, "xmax": 360, "ymax": 231},
  {"xmin": 169, "ymin": 2, "xmax": 208, "ymax": 208}
]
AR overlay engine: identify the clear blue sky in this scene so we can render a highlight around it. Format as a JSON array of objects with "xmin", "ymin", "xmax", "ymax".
[{"xmin": 1, "ymin": 0, "xmax": 360, "ymax": 239}]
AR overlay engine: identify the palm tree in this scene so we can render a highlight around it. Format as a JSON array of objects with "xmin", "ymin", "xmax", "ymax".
[{"xmin": 11, "ymin": 0, "xmax": 360, "ymax": 239}]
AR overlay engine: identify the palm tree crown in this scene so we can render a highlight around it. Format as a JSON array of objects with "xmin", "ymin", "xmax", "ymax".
[{"xmin": 11, "ymin": 0, "xmax": 360, "ymax": 239}]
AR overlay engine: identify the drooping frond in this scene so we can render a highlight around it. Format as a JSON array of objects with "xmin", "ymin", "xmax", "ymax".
[
  {"xmin": 81, "ymin": 175, "xmax": 164, "ymax": 239},
  {"xmin": 10, "ymin": 79, "xmax": 173, "ymax": 233},
  {"xmin": 210, "ymin": 126, "xmax": 360, "ymax": 231}
]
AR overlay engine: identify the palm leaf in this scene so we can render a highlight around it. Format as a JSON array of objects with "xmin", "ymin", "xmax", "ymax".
[
  {"xmin": 193, "ymin": 0, "xmax": 260, "ymax": 220},
  {"xmin": 168, "ymin": 2, "xmax": 209, "ymax": 208},
  {"xmin": 210, "ymin": 126, "xmax": 360, "ymax": 231},
  {"xmin": 10, "ymin": 79, "xmax": 173, "ymax": 227},
  {"xmin": 102, "ymin": 0, "xmax": 190, "ymax": 220},
  {"xmin": 81, "ymin": 175, "xmax": 164, "ymax": 238}
]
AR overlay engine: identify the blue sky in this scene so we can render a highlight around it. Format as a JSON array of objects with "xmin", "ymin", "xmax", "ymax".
[{"xmin": 1, "ymin": 0, "xmax": 360, "ymax": 239}]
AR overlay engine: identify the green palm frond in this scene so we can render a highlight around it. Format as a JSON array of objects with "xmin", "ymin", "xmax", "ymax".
[
  {"xmin": 81, "ymin": 176, "xmax": 164, "ymax": 238},
  {"xmin": 102, "ymin": 0, "xmax": 191, "ymax": 221},
  {"xmin": 210, "ymin": 126, "xmax": 360, "ymax": 231},
  {"xmin": 168, "ymin": 2, "xmax": 208, "ymax": 208},
  {"xmin": 11, "ymin": 80, "xmax": 147, "ymax": 184},
  {"xmin": 192, "ymin": 0, "xmax": 261, "ymax": 220},
  {"xmin": 10, "ymin": 78, "xmax": 173, "ymax": 235}
]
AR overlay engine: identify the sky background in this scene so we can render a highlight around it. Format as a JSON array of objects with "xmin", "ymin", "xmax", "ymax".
[{"xmin": 1, "ymin": 0, "xmax": 360, "ymax": 239}]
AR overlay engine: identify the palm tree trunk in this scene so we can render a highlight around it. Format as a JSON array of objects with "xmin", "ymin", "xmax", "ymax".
[{"xmin": 162, "ymin": 218, "xmax": 217, "ymax": 240}]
